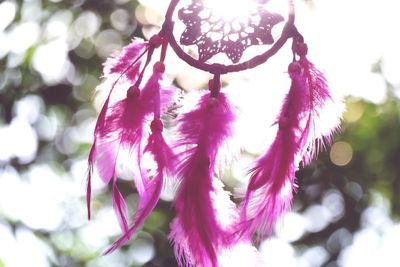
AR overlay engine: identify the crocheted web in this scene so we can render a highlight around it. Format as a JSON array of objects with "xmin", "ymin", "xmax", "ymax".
[{"xmin": 178, "ymin": 0, "xmax": 284, "ymax": 63}]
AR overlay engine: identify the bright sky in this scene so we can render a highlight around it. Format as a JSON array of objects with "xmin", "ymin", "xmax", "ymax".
[{"xmin": 296, "ymin": 0, "xmax": 400, "ymax": 104}]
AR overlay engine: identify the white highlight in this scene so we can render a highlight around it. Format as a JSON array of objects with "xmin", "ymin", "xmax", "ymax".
[
  {"xmin": 203, "ymin": 0, "xmax": 257, "ymax": 22},
  {"xmin": 0, "ymin": 1, "xmax": 17, "ymax": 32}
]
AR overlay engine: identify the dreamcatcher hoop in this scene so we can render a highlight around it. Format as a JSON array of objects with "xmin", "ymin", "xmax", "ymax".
[{"xmin": 161, "ymin": 0, "xmax": 296, "ymax": 74}]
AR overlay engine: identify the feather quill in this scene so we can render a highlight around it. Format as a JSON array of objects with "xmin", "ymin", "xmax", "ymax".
[{"xmin": 112, "ymin": 175, "xmax": 129, "ymax": 233}]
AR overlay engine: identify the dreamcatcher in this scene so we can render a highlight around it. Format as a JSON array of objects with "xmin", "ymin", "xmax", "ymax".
[{"xmin": 86, "ymin": 0, "xmax": 342, "ymax": 266}]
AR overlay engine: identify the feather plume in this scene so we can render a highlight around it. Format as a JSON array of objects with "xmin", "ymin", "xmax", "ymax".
[
  {"xmin": 169, "ymin": 92, "xmax": 237, "ymax": 267},
  {"xmin": 239, "ymin": 58, "xmax": 342, "ymax": 238},
  {"xmin": 298, "ymin": 55, "xmax": 343, "ymax": 164},
  {"xmin": 88, "ymin": 58, "xmax": 175, "ymax": 230},
  {"xmin": 96, "ymin": 69, "xmax": 174, "ymax": 231},
  {"xmin": 112, "ymin": 175, "xmax": 129, "ymax": 233},
  {"xmin": 103, "ymin": 39, "xmax": 148, "ymax": 81},
  {"xmin": 88, "ymin": 59, "xmax": 175, "ymax": 249},
  {"xmin": 94, "ymin": 85, "xmax": 147, "ymax": 233},
  {"xmin": 86, "ymin": 39, "xmax": 147, "ymax": 220},
  {"xmin": 238, "ymin": 64, "xmax": 306, "ymax": 238},
  {"xmin": 104, "ymin": 118, "xmax": 176, "ymax": 254}
]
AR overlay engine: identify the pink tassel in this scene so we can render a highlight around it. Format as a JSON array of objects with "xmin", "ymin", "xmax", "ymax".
[
  {"xmin": 104, "ymin": 62, "xmax": 176, "ymax": 254},
  {"xmin": 104, "ymin": 118, "xmax": 177, "ymax": 254},
  {"xmin": 97, "ymin": 59, "xmax": 167, "ymax": 184},
  {"xmin": 238, "ymin": 63, "xmax": 306, "ymax": 238},
  {"xmin": 88, "ymin": 54, "xmax": 175, "ymax": 231},
  {"xmin": 169, "ymin": 89, "xmax": 237, "ymax": 267},
  {"xmin": 103, "ymin": 39, "xmax": 149, "ymax": 81},
  {"xmin": 238, "ymin": 43, "xmax": 342, "ymax": 238},
  {"xmin": 95, "ymin": 85, "xmax": 146, "ymax": 233},
  {"xmin": 86, "ymin": 40, "xmax": 148, "ymax": 220},
  {"xmin": 98, "ymin": 67, "xmax": 174, "ymax": 231},
  {"xmin": 297, "ymin": 43, "xmax": 342, "ymax": 163}
]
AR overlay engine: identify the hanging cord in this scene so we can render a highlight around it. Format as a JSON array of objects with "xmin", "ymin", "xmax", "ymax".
[
  {"xmin": 152, "ymin": 61, "xmax": 165, "ymax": 119},
  {"xmin": 133, "ymin": 34, "xmax": 165, "ymax": 88},
  {"xmin": 209, "ymin": 74, "xmax": 221, "ymax": 98}
]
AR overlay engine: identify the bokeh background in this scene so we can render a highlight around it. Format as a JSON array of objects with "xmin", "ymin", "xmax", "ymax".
[{"xmin": 0, "ymin": 0, "xmax": 400, "ymax": 266}]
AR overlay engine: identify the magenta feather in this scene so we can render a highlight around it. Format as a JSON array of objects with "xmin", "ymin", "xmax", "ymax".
[
  {"xmin": 87, "ymin": 80, "xmax": 116, "ymax": 220},
  {"xmin": 95, "ymin": 71, "xmax": 172, "ymax": 186},
  {"xmin": 97, "ymin": 70, "xmax": 174, "ymax": 232},
  {"xmin": 86, "ymin": 40, "xmax": 148, "ymax": 219},
  {"xmin": 94, "ymin": 88, "xmax": 147, "ymax": 233},
  {"xmin": 112, "ymin": 176, "xmax": 129, "ymax": 233},
  {"xmin": 104, "ymin": 119, "xmax": 177, "ymax": 254},
  {"xmin": 103, "ymin": 39, "xmax": 148, "ymax": 81},
  {"xmin": 239, "ymin": 59, "xmax": 341, "ymax": 238},
  {"xmin": 169, "ymin": 92, "xmax": 237, "ymax": 267},
  {"xmin": 238, "ymin": 65, "xmax": 306, "ymax": 238},
  {"xmin": 88, "ymin": 59, "xmax": 175, "ymax": 233},
  {"xmin": 298, "ymin": 56, "xmax": 342, "ymax": 164}
]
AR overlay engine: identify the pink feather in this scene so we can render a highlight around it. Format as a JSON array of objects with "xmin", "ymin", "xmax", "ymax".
[
  {"xmin": 86, "ymin": 39, "xmax": 148, "ymax": 219},
  {"xmin": 88, "ymin": 59, "xmax": 175, "ymax": 233},
  {"xmin": 95, "ymin": 70, "xmax": 173, "ymax": 187},
  {"xmin": 238, "ymin": 58, "xmax": 342, "ymax": 238},
  {"xmin": 87, "ymin": 80, "xmax": 116, "ymax": 220},
  {"xmin": 103, "ymin": 39, "xmax": 148, "ymax": 81},
  {"xmin": 96, "ymin": 70, "xmax": 174, "ymax": 231},
  {"xmin": 104, "ymin": 118, "xmax": 176, "ymax": 254},
  {"xmin": 93, "ymin": 87, "xmax": 147, "ymax": 233},
  {"xmin": 238, "ymin": 64, "xmax": 306, "ymax": 238},
  {"xmin": 112, "ymin": 176, "xmax": 129, "ymax": 233},
  {"xmin": 298, "ymin": 56, "xmax": 342, "ymax": 164},
  {"xmin": 169, "ymin": 92, "xmax": 237, "ymax": 267}
]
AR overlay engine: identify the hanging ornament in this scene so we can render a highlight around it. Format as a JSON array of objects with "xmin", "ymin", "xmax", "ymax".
[{"xmin": 86, "ymin": 0, "xmax": 343, "ymax": 266}]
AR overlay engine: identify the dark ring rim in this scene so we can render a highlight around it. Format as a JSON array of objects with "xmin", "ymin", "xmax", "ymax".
[{"xmin": 161, "ymin": 0, "xmax": 296, "ymax": 75}]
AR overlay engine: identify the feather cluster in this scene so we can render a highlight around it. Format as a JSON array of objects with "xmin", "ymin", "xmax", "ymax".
[
  {"xmin": 238, "ymin": 62, "xmax": 308, "ymax": 238},
  {"xmin": 87, "ymin": 38, "xmax": 176, "ymax": 240},
  {"xmin": 87, "ymin": 35, "xmax": 342, "ymax": 267},
  {"xmin": 86, "ymin": 39, "xmax": 149, "ymax": 219},
  {"xmin": 169, "ymin": 92, "xmax": 238, "ymax": 267},
  {"xmin": 238, "ymin": 44, "xmax": 342, "ymax": 239},
  {"xmin": 105, "ymin": 118, "xmax": 177, "ymax": 254}
]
